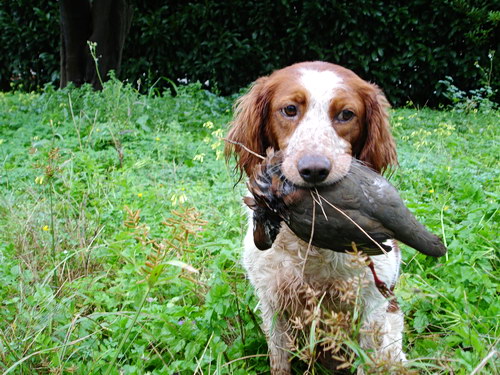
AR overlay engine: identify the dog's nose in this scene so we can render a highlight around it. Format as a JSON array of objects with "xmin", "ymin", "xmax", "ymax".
[{"xmin": 298, "ymin": 155, "xmax": 331, "ymax": 184}]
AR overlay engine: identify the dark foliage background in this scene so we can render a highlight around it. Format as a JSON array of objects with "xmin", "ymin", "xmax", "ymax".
[{"xmin": 1, "ymin": 0, "xmax": 498, "ymax": 106}]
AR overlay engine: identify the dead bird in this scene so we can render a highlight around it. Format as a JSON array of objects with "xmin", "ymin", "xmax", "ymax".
[{"xmin": 244, "ymin": 150, "xmax": 447, "ymax": 257}]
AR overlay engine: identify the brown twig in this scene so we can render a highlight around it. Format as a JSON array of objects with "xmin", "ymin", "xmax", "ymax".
[
  {"xmin": 222, "ymin": 138, "xmax": 265, "ymax": 160},
  {"xmin": 315, "ymin": 191, "xmax": 388, "ymax": 256},
  {"xmin": 470, "ymin": 349, "xmax": 498, "ymax": 375},
  {"xmin": 313, "ymin": 187, "xmax": 328, "ymax": 220},
  {"xmin": 301, "ymin": 190, "xmax": 317, "ymax": 275}
]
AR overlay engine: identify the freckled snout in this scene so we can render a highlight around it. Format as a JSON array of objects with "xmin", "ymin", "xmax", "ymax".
[{"xmin": 297, "ymin": 155, "xmax": 331, "ymax": 184}]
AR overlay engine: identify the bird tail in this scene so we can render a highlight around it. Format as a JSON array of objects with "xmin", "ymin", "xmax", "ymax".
[{"xmin": 394, "ymin": 214, "xmax": 447, "ymax": 257}]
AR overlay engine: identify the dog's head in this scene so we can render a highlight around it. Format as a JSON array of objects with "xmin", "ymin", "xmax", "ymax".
[{"xmin": 226, "ymin": 61, "xmax": 397, "ymax": 186}]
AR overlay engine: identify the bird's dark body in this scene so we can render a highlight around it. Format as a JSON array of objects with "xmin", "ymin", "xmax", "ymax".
[{"xmin": 246, "ymin": 151, "xmax": 447, "ymax": 258}]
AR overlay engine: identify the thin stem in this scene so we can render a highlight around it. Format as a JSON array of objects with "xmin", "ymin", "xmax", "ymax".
[
  {"xmin": 487, "ymin": 51, "xmax": 494, "ymax": 87},
  {"xmin": 104, "ymin": 287, "xmax": 151, "ymax": 375},
  {"xmin": 0, "ymin": 329, "xmax": 27, "ymax": 372},
  {"xmin": 301, "ymin": 191, "xmax": 316, "ymax": 276},
  {"xmin": 68, "ymin": 93, "xmax": 83, "ymax": 151},
  {"xmin": 470, "ymin": 349, "xmax": 498, "ymax": 375},
  {"xmin": 440, "ymin": 203, "xmax": 449, "ymax": 262},
  {"xmin": 3, "ymin": 332, "xmax": 98, "ymax": 375},
  {"xmin": 316, "ymin": 191, "xmax": 388, "ymax": 255},
  {"xmin": 48, "ymin": 181, "xmax": 57, "ymax": 286},
  {"xmin": 88, "ymin": 41, "xmax": 104, "ymax": 88},
  {"xmin": 222, "ymin": 138, "xmax": 265, "ymax": 160}
]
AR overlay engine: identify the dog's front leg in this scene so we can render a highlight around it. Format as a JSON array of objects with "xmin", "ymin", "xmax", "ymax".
[
  {"xmin": 267, "ymin": 316, "xmax": 292, "ymax": 375},
  {"xmin": 358, "ymin": 285, "xmax": 407, "ymax": 365},
  {"xmin": 259, "ymin": 299, "xmax": 292, "ymax": 374}
]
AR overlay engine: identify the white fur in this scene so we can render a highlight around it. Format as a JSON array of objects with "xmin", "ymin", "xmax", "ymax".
[
  {"xmin": 299, "ymin": 68, "xmax": 344, "ymax": 102},
  {"xmin": 242, "ymin": 218, "xmax": 406, "ymax": 374}
]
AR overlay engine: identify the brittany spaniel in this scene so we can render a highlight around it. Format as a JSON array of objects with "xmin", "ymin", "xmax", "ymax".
[{"xmin": 226, "ymin": 61, "xmax": 406, "ymax": 373}]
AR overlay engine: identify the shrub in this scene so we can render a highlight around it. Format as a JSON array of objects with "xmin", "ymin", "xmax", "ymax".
[
  {"xmin": 1, "ymin": 0, "xmax": 498, "ymax": 106},
  {"xmin": 0, "ymin": 2, "xmax": 59, "ymax": 91}
]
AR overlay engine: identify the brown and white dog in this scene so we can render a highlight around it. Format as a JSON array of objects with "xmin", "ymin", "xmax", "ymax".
[{"xmin": 226, "ymin": 61, "xmax": 405, "ymax": 373}]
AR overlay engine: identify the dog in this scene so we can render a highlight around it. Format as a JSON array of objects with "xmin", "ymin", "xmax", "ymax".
[{"xmin": 225, "ymin": 61, "xmax": 406, "ymax": 374}]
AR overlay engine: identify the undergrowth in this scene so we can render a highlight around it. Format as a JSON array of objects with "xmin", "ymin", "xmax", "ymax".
[{"xmin": 0, "ymin": 80, "xmax": 498, "ymax": 374}]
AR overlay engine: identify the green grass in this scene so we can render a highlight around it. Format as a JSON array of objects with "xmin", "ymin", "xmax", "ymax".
[{"xmin": 0, "ymin": 80, "xmax": 498, "ymax": 374}]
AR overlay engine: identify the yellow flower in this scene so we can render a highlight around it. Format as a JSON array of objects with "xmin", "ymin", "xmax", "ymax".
[
  {"xmin": 35, "ymin": 176, "xmax": 44, "ymax": 184},
  {"xmin": 42, "ymin": 225, "xmax": 50, "ymax": 231},
  {"xmin": 216, "ymin": 149, "xmax": 224, "ymax": 160},
  {"xmin": 193, "ymin": 154, "xmax": 205, "ymax": 162},
  {"xmin": 443, "ymin": 206, "xmax": 449, "ymax": 211},
  {"xmin": 137, "ymin": 193, "xmax": 143, "ymax": 198},
  {"xmin": 171, "ymin": 193, "xmax": 187, "ymax": 205},
  {"xmin": 203, "ymin": 121, "xmax": 214, "ymax": 129},
  {"xmin": 155, "ymin": 137, "xmax": 160, "ymax": 141},
  {"xmin": 212, "ymin": 129, "xmax": 223, "ymax": 137},
  {"xmin": 429, "ymin": 189, "xmax": 434, "ymax": 193}
]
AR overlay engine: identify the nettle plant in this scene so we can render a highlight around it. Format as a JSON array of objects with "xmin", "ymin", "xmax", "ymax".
[{"xmin": 438, "ymin": 51, "xmax": 498, "ymax": 113}]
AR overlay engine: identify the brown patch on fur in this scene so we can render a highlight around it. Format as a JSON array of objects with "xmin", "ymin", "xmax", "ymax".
[
  {"xmin": 225, "ymin": 77, "xmax": 277, "ymax": 177},
  {"xmin": 387, "ymin": 298, "xmax": 400, "ymax": 313},
  {"xmin": 357, "ymin": 84, "xmax": 398, "ymax": 173}
]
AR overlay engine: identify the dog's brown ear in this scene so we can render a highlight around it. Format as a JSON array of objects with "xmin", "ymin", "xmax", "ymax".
[
  {"xmin": 358, "ymin": 85, "xmax": 398, "ymax": 174},
  {"xmin": 225, "ymin": 77, "xmax": 273, "ymax": 177}
]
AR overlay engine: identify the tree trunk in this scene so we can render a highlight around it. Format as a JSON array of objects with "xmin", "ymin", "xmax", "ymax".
[
  {"xmin": 59, "ymin": 0, "xmax": 133, "ymax": 89},
  {"xmin": 60, "ymin": 0, "xmax": 91, "ymax": 87}
]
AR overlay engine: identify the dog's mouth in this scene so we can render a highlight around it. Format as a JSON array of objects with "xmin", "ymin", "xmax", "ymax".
[{"xmin": 282, "ymin": 153, "xmax": 353, "ymax": 188}]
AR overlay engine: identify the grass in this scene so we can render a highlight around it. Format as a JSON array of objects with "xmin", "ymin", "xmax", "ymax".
[{"xmin": 0, "ymin": 80, "xmax": 498, "ymax": 374}]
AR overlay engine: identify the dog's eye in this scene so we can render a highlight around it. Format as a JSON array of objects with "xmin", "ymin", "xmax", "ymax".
[
  {"xmin": 282, "ymin": 105, "xmax": 298, "ymax": 117},
  {"xmin": 337, "ymin": 109, "xmax": 355, "ymax": 122}
]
